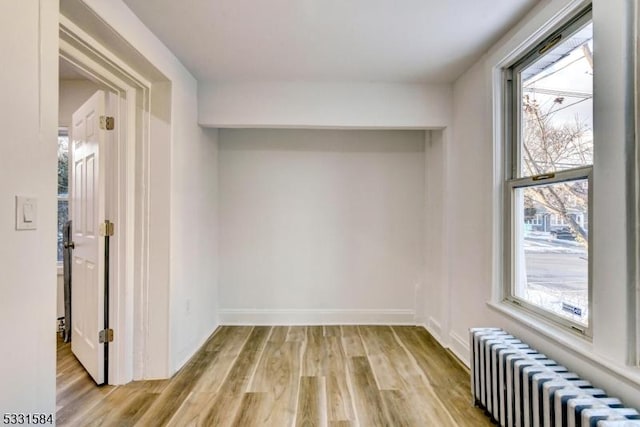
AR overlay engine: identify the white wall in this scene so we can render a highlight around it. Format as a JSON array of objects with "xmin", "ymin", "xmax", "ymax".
[
  {"xmin": 77, "ymin": 0, "xmax": 220, "ymax": 376},
  {"xmin": 0, "ymin": 0, "xmax": 58, "ymax": 415},
  {"xmin": 432, "ymin": 0, "xmax": 640, "ymax": 408},
  {"xmin": 218, "ymin": 129, "xmax": 425, "ymax": 324},
  {"xmin": 199, "ymin": 81, "xmax": 451, "ymax": 129},
  {"xmin": 170, "ymin": 125, "xmax": 219, "ymax": 369},
  {"xmin": 446, "ymin": 56, "xmax": 498, "ymax": 358}
]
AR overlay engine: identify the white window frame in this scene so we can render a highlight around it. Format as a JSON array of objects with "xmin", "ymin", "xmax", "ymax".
[{"xmin": 503, "ymin": 6, "xmax": 593, "ymax": 337}]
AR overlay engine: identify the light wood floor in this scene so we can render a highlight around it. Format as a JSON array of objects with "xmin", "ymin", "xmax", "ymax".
[{"xmin": 57, "ymin": 326, "xmax": 491, "ymax": 426}]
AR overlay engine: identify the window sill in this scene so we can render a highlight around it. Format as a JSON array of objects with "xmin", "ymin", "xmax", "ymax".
[{"xmin": 487, "ymin": 300, "xmax": 640, "ymax": 388}]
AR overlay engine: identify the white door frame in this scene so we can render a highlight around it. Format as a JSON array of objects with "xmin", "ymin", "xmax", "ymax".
[{"xmin": 60, "ymin": 15, "xmax": 152, "ymax": 384}]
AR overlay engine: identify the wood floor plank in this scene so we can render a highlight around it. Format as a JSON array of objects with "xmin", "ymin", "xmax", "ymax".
[
  {"xmin": 201, "ymin": 325, "xmax": 245, "ymax": 352},
  {"xmin": 380, "ymin": 389, "xmax": 416, "ymax": 427},
  {"xmin": 55, "ymin": 335, "xmax": 103, "ymax": 397},
  {"xmin": 340, "ymin": 326, "xmax": 366, "ymax": 358},
  {"xmin": 392, "ymin": 326, "xmax": 493, "ymax": 426},
  {"xmin": 358, "ymin": 325, "xmax": 405, "ymax": 390},
  {"xmin": 361, "ymin": 326, "xmax": 463, "ymax": 425},
  {"xmin": 76, "ymin": 388, "xmax": 159, "ymax": 427},
  {"xmin": 164, "ymin": 391, "xmax": 217, "ymax": 426},
  {"xmin": 323, "ymin": 337, "xmax": 355, "ymax": 423},
  {"xmin": 56, "ymin": 377, "xmax": 114, "ymax": 425},
  {"xmin": 199, "ymin": 326, "xmax": 271, "ymax": 426},
  {"xmin": 130, "ymin": 329, "xmax": 244, "ymax": 425},
  {"xmin": 56, "ymin": 354, "xmax": 81, "ymax": 378},
  {"xmin": 392, "ymin": 326, "xmax": 461, "ymax": 388},
  {"xmin": 56, "ymin": 371, "xmax": 96, "ymax": 405},
  {"xmin": 124, "ymin": 378, "xmax": 170, "ymax": 394},
  {"xmin": 230, "ymin": 392, "xmax": 269, "ymax": 427},
  {"xmin": 323, "ymin": 325, "xmax": 341, "ymax": 337},
  {"xmin": 302, "ymin": 326, "xmax": 326, "ymax": 376},
  {"xmin": 55, "ymin": 335, "xmax": 116, "ymax": 424},
  {"xmin": 135, "ymin": 349, "xmax": 213, "ymax": 426},
  {"xmin": 249, "ymin": 341, "xmax": 300, "ymax": 393},
  {"xmin": 362, "ymin": 325, "xmax": 422, "ymax": 387},
  {"xmin": 286, "ymin": 326, "xmax": 307, "ymax": 342},
  {"xmin": 296, "ymin": 376, "xmax": 325, "ymax": 427},
  {"xmin": 248, "ymin": 339, "xmax": 303, "ymax": 425},
  {"xmin": 347, "ymin": 356, "xmax": 389, "ymax": 427},
  {"xmin": 268, "ymin": 325, "xmax": 290, "ymax": 343},
  {"xmin": 193, "ymin": 326, "xmax": 253, "ymax": 393}
]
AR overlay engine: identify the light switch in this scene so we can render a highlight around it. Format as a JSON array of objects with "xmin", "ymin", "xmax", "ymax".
[
  {"xmin": 23, "ymin": 201, "xmax": 35, "ymax": 222},
  {"xmin": 16, "ymin": 196, "xmax": 37, "ymax": 230}
]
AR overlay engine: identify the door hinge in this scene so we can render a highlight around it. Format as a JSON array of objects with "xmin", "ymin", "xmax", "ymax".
[
  {"xmin": 99, "ymin": 328, "xmax": 114, "ymax": 343},
  {"xmin": 100, "ymin": 115, "xmax": 115, "ymax": 131},
  {"xmin": 100, "ymin": 220, "xmax": 115, "ymax": 237}
]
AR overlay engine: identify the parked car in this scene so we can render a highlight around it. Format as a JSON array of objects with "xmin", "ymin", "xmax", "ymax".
[{"xmin": 551, "ymin": 227, "xmax": 576, "ymax": 241}]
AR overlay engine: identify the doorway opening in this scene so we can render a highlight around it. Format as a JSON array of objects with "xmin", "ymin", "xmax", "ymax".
[
  {"xmin": 56, "ymin": 9, "xmax": 158, "ymax": 389},
  {"xmin": 56, "ymin": 52, "xmax": 130, "ymax": 391}
]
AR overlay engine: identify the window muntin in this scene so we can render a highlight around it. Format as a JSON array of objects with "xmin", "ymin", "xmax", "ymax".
[{"xmin": 505, "ymin": 8, "xmax": 593, "ymax": 333}]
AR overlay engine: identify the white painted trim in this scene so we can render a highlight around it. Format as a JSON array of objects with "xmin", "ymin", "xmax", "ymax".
[
  {"xmin": 448, "ymin": 330, "xmax": 471, "ymax": 368},
  {"xmin": 488, "ymin": 0, "xmax": 593, "ymax": 306},
  {"xmin": 219, "ymin": 309, "xmax": 416, "ymax": 326},
  {"xmin": 486, "ymin": 0, "xmax": 592, "ymax": 70},
  {"xmin": 439, "ymin": 127, "xmax": 453, "ymax": 348},
  {"xmin": 59, "ymin": 15, "xmax": 151, "ymax": 88},
  {"xmin": 211, "ymin": 124, "xmax": 439, "ymax": 131},
  {"xmin": 59, "ymin": 16, "xmax": 153, "ymax": 385},
  {"xmin": 490, "ymin": 61, "xmax": 505, "ymax": 305},
  {"xmin": 418, "ymin": 322, "xmax": 470, "ymax": 368},
  {"xmin": 488, "ymin": 301, "xmax": 640, "ymax": 388},
  {"xmin": 426, "ymin": 317, "xmax": 443, "ymax": 343}
]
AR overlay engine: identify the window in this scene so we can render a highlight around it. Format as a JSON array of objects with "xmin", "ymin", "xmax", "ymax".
[
  {"xmin": 58, "ymin": 129, "xmax": 69, "ymax": 263},
  {"xmin": 504, "ymin": 7, "xmax": 593, "ymax": 333}
]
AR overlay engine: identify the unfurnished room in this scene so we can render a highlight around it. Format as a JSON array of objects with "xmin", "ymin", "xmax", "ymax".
[{"xmin": 2, "ymin": 0, "xmax": 640, "ymax": 425}]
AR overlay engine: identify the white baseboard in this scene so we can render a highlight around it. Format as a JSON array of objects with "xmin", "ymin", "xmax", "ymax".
[
  {"xmin": 413, "ymin": 314, "xmax": 427, "ymax": 325},
  {"xmin": 426, "ymin": 317, "xmax": 442, "ymax": 343},
  {"xmin": 448, "ymin": 330, "xmax": 470, "ymax": 367},
  {"xmin": 417, "ymin": 323, "xmax": 470, "ymax": 368},
  {"xmin": 218, "ymin": 309, "xmax": 416, "ymax": 325}
]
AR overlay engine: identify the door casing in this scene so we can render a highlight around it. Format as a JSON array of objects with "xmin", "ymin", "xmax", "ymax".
[{"xmin": 60, "ymin": 15, "xmax": 150, "ymax": 385}]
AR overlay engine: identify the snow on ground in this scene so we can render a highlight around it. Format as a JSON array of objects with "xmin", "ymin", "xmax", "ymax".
[{"xmin": 519, "ymin": 231, "xmax": 589, "ymax": 325}]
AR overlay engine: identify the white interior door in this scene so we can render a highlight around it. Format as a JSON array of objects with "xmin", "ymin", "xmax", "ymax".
[{"xmin": 70, "ymin": 90, "xmax": 107, "ymax": 385}]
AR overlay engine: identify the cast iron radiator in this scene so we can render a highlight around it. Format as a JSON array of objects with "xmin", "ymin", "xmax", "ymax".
[{"xmin": 470, "ymin": 328, "xmax": 640, "ymax": 427}]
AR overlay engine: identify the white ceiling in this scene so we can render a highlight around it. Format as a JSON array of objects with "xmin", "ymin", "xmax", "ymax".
[{"xmin": 123, "ymin": 0, "xmax": 539, "ymax": 84}]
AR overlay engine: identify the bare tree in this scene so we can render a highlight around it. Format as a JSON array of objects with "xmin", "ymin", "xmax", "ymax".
[{"xmin": 521, "ymin": 94, "xmax": 591, "ymax": 246}]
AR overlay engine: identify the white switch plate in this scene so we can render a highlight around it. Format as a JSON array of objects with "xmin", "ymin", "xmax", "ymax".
[{"xmin": 16, "ymin": 195, "xmax": 37, "ymax": 230}]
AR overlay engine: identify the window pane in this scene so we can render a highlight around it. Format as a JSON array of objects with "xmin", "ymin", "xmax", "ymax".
[
  {"xmin": 57, "ymin": 199, "xmax": 69, "ymax": 263},
  {"xmin": 58, "ymin": 133, "xmax": 69, "ymax": 195},
  {"xmin": 520, "ymin": 23, "xmax": 593, "ymax": 177},
  {"xmin": 57, "ymin": 130, "xmax": 69, "ymax": 263},
  {"xmin": 513, "ymin": 179, "xmax": 589, "ymax": 326}
]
